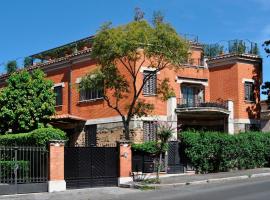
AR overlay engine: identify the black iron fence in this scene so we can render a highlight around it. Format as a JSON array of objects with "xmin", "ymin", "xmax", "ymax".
[
  {"xmin": 177, "ymin": 98, "xmax": 228, "ymax": 110},
  {"xmin": 132, "ymin": 151, "xmax": 165, "ymax": 173},
  {"xmin": 0, "ymin": 146, "xmax": 48, "ymax": 195}
]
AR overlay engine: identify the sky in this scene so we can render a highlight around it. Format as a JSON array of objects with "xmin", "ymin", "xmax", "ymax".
[{"xmin": 0, "ymin": 0, "xmax": 269, "ymax": 98}]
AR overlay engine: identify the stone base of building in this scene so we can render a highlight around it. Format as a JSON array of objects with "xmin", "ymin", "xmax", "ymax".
[
  {"xmin": 48, "ymin": 180, "xmax": 66, "ymax": 193},
  {"xmin": 233, "ymin": 120, "xmax": 260, "ymax": 133},
  {"xmin": 261, "ymin": 119, "xmax": 270, "ymax": 132}
]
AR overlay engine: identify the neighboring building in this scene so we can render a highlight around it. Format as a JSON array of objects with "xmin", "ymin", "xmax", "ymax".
[
  {"xmin": 0, "ymin": 36, "xmax": 263, "ymax": 146},
  {"xmin": 261, "ymin": 100, "xmax": 270, "ymax": 132}
]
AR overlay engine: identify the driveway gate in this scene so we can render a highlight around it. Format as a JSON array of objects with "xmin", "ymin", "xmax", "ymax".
[
  {"xmin": 0, "ymin": 146, "xmax": 48, "ymax": 195},
  {"xmin": 64, "ymin": 147, "xmax": 118, "ymax": 189}
]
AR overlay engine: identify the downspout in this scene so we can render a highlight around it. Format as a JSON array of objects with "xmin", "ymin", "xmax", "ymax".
[{"xmin": 68, "ymin": 60, "xmax": 72, "ymax": 115}]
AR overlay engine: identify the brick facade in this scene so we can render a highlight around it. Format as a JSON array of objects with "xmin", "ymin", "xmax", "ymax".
[{"xmin": 0, "ymin": 38, "xmax": 263, "ymax": 145}]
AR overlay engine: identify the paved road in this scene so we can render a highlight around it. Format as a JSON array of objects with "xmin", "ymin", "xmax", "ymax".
[{"xmin": 1, "ymin": 177, "xmax": 270, "ymax": 200}]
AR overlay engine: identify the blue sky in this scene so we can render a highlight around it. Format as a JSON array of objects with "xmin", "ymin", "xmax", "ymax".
[{"xmin": 0, "ymin": 0, "xmax": 269, "ymax": 98}]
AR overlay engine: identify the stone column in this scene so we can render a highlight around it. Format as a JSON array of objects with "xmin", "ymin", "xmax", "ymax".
[
  {"xmin": 48, "ymin": 140, "xmax": 66, "ymax": 192},
  {"xmin": 117, "ymin": 141, "xmax": 132, "ymax": 185},
  {"xmin": 228, "ymin": 100, "xmax": 234, "ymax": 135},
  {"xmin": 167, "ymin": 96, "xmax": 178, "ymax": 140}
]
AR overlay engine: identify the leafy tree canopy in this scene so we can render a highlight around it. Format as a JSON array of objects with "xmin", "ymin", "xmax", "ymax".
[
  {"xmin": 0, "ymin": 69, "xmax": 55, "ymax": 133},
  {"xmin": 6, "ymin": 60, "xmax": 18, "ymax": 74},
  {"xmin": 80, "ymin": 14, "xmax": 189, "ymax": 139}
]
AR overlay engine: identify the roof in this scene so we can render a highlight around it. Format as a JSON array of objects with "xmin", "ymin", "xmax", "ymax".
[{"xmin": 51, "ymin": 114, "xmax": 87, "ymax": 121}]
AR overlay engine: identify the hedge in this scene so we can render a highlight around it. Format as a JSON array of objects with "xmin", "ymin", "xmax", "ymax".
[
  {"xmin": 180, "ymin": 131, "xmax": 270, "ymax": 173},
  {"xmin": 0, "ymin": 128, "xmax": 67, "ymax": 147},
  {"xmin": 132, "ymin": 141, "xmax": 158, "ymax": 154}
]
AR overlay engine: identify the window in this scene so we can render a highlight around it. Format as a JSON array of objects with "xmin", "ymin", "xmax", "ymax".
[
  {"xmin": 54, "ymin": 86, "xmax": 62, "ymax": 106},
  {"xmin": 143, "ymin": 121, "xmax": 157, "ymax": 141},
  {"xmin": 79, "ymin": 88, "xmax": 103, "ymax": 101},
  {"xmin": 244, "ymin": 82, "xmax": 255, "ymax": 101},
  {"xmin": 143, "ymin": 70, "xmax": 157, "ymax": 95}
]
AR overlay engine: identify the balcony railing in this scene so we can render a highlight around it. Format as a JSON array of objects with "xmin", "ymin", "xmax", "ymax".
[{"xmin": 177, "ymin": 98, "xmax": 228, "ymax": 110}]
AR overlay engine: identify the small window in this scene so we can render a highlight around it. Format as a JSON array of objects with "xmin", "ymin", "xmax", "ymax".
[
  {"xmin": 54, "ymin": 86, "xmax": 62, "ymax": 106},
  {"xmin": 143, "ymin": 121, "xmax": 157, "ymax": 141},
  {"xmin": 244, "ymin": 82, "xmax": 255, "ymax": 101},
  {"xmin": 79, "ymin": 88, "xmax": 103, "ymax": 101},
  {"xmin": 143, "ymin": 70, "xmax": 157, "ymax": 95}
]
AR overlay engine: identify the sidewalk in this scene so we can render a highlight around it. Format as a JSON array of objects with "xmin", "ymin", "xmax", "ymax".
[{"xmin": 128, "ymin": 168, "xmax": 270, "ymax": 189}]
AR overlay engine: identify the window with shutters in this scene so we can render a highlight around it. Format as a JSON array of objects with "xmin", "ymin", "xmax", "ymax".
[
  {"xmin": 143, "ymin": 121, "xmax": 157, "ymax": 141},
  {"xmin": 54, "ymin": 86, "xmax": 63, "ymax": 106},
  {"xmin": 244, "ymin": 82, "xmax": 255, "ymax": 102},
  {"xmin": 79, "ymin": 87, "xmax": 103, "ymax": 102},
  {"xmin": 143, "ymin": 70, "xmax": 157, "ymax": 95}
]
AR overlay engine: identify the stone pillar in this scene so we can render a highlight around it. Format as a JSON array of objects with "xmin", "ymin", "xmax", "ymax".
[
  {"xmin": 118, "ymin": 141, "xmax": 132, "ymax": 184},
  {"xmin": 228, "ymin": 100, "xmax": 234, "ymax": 135},
  {"xmin": 48, "ymin": 140, "xmax": 66, "ymax": 192},
  {"xmin": 167, "ymin": 96, "xmax": 178, "ymax": 140}
]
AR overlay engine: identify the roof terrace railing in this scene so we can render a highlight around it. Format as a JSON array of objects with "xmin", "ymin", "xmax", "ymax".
[{"xmin": 203, "ymin": 39, "xmax": 259, "ymax": 58}]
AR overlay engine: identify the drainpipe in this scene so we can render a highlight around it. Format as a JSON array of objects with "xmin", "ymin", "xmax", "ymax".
[
  {"xmin": 68, "ymin": 61, "xmax": 72, "ymax": 115},
  {"xmin": 228, "ymin": 100, "xmax": 234, "ymax": 135}
]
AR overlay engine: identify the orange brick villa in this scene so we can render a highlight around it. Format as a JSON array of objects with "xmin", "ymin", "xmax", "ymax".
[{"xmin": 0, "ymin": 36, "xmax": 263, "ymax": 146}]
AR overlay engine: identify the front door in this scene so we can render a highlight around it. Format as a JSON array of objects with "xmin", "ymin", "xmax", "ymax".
[{"xmin": 85, "ymin": 125, "xmax": 97, "ymax": 147}]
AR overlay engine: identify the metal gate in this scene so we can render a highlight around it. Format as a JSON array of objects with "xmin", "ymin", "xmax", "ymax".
[
  {"xmin": 0, "ymin": 146, "xmax": 48, "ymax": 195},
  {"xmin": 64, "ymin": 147, "xmax": 118, "ymax": 189}
]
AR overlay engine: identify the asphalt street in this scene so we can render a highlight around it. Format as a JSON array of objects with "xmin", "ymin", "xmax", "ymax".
[{"xmin": 1, "ymin": 176, "xmax": 270, "ymax": 200}]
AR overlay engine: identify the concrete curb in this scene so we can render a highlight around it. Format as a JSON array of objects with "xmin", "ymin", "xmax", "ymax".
[{"xmin": 122, "ymin": 172, "xmax": 270, "ymax": 189}]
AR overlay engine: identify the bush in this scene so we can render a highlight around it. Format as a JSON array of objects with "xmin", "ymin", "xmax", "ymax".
[
  {"xmin": 132, "ymin": 141, "xmax": 159, "ymax": 154},
  {"xmin": 0, "ymin": 160, "xmax": 29, "ymax": 179},
  {"xmin": 180, "ymin": 131, "xmax": 270, "ymax": 173},
  {"xmin": 0, "ymin": 128, "xmax": 67, "ymax": 147}
]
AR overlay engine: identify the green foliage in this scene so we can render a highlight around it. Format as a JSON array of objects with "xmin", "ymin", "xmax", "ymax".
[
  {"xmin": 180, "ymin": 131, "xmax": 270, "ymax": 173},
  {"xmin": 203, "ymin": 44, "xmax": 224, "ymax": 57},
  {"xmin": 132, "ymin": 141, "xmax": 159, "ymax": 154},
  {"xmin": 264, "ymin": 40, "xmax": 270, "ymax": 56},
  {"xmin": 81, "ymin": 18, "xmax": 188, "ymax": 140},
  {"xmin": 134, "ymin": 7, "xmax": 145, "ymax": 21},
  {"xmin": 0, "ymin": 160, "xmax": 29, "ymax": 179},
  {"xmin": 0, "ymin": 128, "xmax": 67, "ymax": 146},
  {"xmin": 152, "ymin": 10, "xmax": 164, "ymax": 25},
  {"xmin": 0, "ymin": 69, "xmax": 55, "ymax": 133},
  {"xmin": 157, "ymin": 78, "xmax": 176, "ymax": 101},
  {"xmin": 229, "ymin": 40, "xmax": 246, "ymax": 54},
  {"xmin": 23, "ymin": 57, "xmax": 33, "ymax": 68},
  {"xmin": 6, "ymin": 60, "xmax": 18, "ymax": 74}
]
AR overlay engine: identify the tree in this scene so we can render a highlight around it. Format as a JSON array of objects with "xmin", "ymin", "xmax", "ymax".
[
  {"xmin": 6, "ymin": 60, "xmax": 18, "ymax": 74},
  {"xmin": 263, "ymin": 40, "xmax": 270, "ymax": 103},
  {"xmin": 155, "ymin": 121, "xmax": 174, "ymax": 181},
  {"xmin": 264, "ymin": 40, "xmax": 270, "ymax": 56},
  {"xmin": 80, "ymin": 17, "xmax": 189, "ymax": 140},
  {"xmin": 0, "ymin": 69, "xmax": 55, "ymax": 133},
  {"xmin": 23, "ymin": 57, "xmax": 33, "ymax": 68},
  {"xmin": 152, "ymin": 10, "xmax": 164, "ymax": 25},
  {"xmin": 134, "ymin": 7, "xmax": 144, "ymax": 21}
]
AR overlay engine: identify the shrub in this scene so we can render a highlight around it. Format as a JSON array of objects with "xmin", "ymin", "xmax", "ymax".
[
  {"xmin": 0, "ymin": 128, "xmax": 67, "ymax": 147},
  {"xmin": 180, "ymin": 131, "xmax": 270, "ymax": 173},
  {"xmin": 132, "ymin": 141, "xmax": 159, "ymax": 154},
  {"xmin": 0, "ymin": 160, "xmax": 29, "ymax": 179}
]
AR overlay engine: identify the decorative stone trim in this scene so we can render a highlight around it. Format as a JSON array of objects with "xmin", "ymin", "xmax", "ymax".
[
  {"xmin": 242, "ymin": 78, "xmax": 254, "ymax": 83},
  {"xmin": 53, "ymin": 82, "xmax": 65, "ymax": 87}
]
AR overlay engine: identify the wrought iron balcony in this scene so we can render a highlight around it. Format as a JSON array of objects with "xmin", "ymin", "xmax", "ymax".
[{"xmin": 177, "ymin": 98, "xmax": 228, "ymax": 110}]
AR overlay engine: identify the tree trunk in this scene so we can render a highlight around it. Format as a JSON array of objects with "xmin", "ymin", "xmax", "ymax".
[
  {"xmin": 156, "ymin": 152, "xmax": 162, "ymax": 181},
  {"xmin": 123, "ymin": 120, "xmax": 130, "ymax": 140}
]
